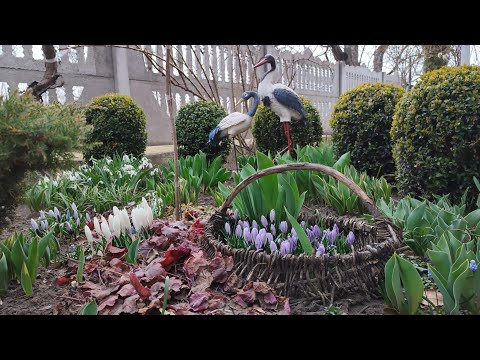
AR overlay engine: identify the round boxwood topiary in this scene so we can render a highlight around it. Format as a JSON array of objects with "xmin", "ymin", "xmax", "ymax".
[
  {"xmin": 84, "ymin": 94, "xmax": 147, "ymax": 160},
  {"xmin": 391, "ymin": 65, "xmax": 480, "ymax": 202},
  {"xmin": 252, "ymin": 97, "xmax": 323, "ymax": 154},
  {"xmin": 176, "ymin": 100, "xmax": 231, "ymax": 160},
  {"xmin": 330, "ymin": 83, "xmax": 405, "ymax": 177}
]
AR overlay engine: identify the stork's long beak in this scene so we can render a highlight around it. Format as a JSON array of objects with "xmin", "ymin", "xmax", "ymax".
[
  {"xmin": 235, "ymin": 99, "xmax": 244, "ymax": 107},
  {"xmin": 253, "ymin": 56, "xmax": 268, "ymax": 69}
]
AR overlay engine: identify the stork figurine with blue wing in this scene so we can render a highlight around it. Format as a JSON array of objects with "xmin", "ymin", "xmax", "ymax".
[
  {"xmin": 208, "ymin": 91, "xmax": 259, "ymax": 170},
  {"xmin": 253, "ymin": 54, "xmax": 307, "ymax": 155}
]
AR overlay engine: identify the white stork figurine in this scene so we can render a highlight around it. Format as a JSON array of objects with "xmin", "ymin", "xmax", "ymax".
[
  {"xmin": 208, "ymin": 91, "xmax": 259, "ymax": 169},
  {"xmin": 253, "ymin": 54, "xmax": 307, "ymax": 154}
]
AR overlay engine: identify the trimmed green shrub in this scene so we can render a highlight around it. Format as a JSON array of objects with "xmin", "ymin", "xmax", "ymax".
[
  {"xmin": 0, "ymin": 91, "xmax": 87, "ymax": 227},
  {"xmin": 391, "ymin": 65, "xmax": 480, "ymax": 202},
  {"xmin": 252, "ymin": 97, "xmax": 323, "ymax": 154},
  {"xmin": 84, "ymin": 94, "xmax": 147, "ymax": 160},
  {"xmin": 330, "ymin": 83, "xmax": 405, "ymax": 177},
  {"xmin": 176, "ymin": 101, "xmax": 231, "ymax": 161}
]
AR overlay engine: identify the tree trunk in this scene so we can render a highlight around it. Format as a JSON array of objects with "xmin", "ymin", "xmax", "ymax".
[
  {"xmin": 331, "ymin": 45, "xmax": 348, "ymax": 62},
  {"xmin": 27, "ymin": 45, "xmax": 64, "ymax": 101},
  {"xmin": 373, "ymin": 45, "xmax": 389, "ymax": 72},
  {"xmin": 344, "ymin": 45, "xmax": 359, "ymax": 66},
  {"xmin": 422, "ymin": 45, "xmax": 450, "ymax": 73}
]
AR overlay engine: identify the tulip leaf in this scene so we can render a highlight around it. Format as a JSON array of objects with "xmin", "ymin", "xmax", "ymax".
[
  {"xmin": 27, "ymin": 238, "xmax": 39, "ymax": 281},
  {"xmin": 406, "ymin": 202, "xmax": 426, "ymax": 231},
  {"xmin": 76, "ymin": 249, "xmax": 85, "ymax": 283},
  {"xmin": 0, "ymin": 254, "xmax": 9, "ymax": 297},
  {"xmin": 126, "ymin": 239, "xmax": 139, "ymax": 265},
  {"xmin": 79, "ymin": 300, "xmax": 98, "ymax": 315},
  {"xmin": 285, "ymin": 208, "xmax": 313, "ymax": 255},
  {"xmin": 396, "ymin": 254, "xmax": 424, "ymax": 315},
  {"xmin": 21, "ymin": 262, "xmax": 33, "ymax": 297}
]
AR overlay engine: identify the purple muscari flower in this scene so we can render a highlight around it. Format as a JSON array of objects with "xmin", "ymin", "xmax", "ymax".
[
  {"xmin": 313, "ymin": 225, "xmax": 321, "ymax": 238},
  {"xmin": 243, "ymin": 220, "xmax": 250, "ymax": 229},
  {"xmin": 266, "ymin": 233, "xmax": 274, "ymax": 243},
  {"xmin": 86, "ymin": 212, "xmax": 91, "ymax": 223},
  {"xmin": 48, "ymin": 210, "xmax": 55, "ymax": 217},
  {"xmin": 301, "ymin": 221, "xmax": 306, "ymax": 228},
  {"xmin": 261, "ymin": 215, "xmax": 268, "ymax": 228},
  {"xmin": 54, "ymin": 207, "xmax": 61, "ymax": 221},
  {"xmin": 280, "ymin": 241, "xmax": 291, "ymax": 256},
  {"xmin": 66, "ymin": 209, "xmax": 71, "ymax": 221},
  {"xmin": 316, "ymin": 243, "xmax": 325, "ymax": 257},
  {"xmin": 71, "ymin": 202, "xmax": 78, "ymax": 212},
  {"xmin": 235, "ymin": 224, "xmax": 243, "ymax": 238},
  {"xmin": 470, "ymin": 260, "xmax": 478, "ymax": 273},
  {"xmin": 307, "ymin": 229, "xmax": 315, "ymax": 243},
  {"xmin": 269, "ymin": 209, "xmax": 275, "ymax": 223},
  {"xmin": 251, "ymin": 227, "xmax": 259, "ymax": 242},
  {"xmin": 270, "ymin": 240, "xmax": 278, "ymax": 253},
  {"xmin": 280, "ymin": 221, "xmax": 288, "ymax": 234},
  {"xmin": 254, "ymin": 235, "xmax": 265, "ymax": 250},
  {"xmin": 270, "ymin": 224, "xmax": 276, "ymax": 237},
  {"xmin": 233, "ymin": 209, "xmax": 239, "ymax": 220},
  {"xmin": 76, "ymin": 217, "xmax": 81, "ymax": 228},
  {"xmin": 39, "ymin": 210, "xmax": 46, "ymax": 220},
  {"xmin": 243, "ymin": 227, "xmax": 251, "ymax": 244},
  {"xmin": 31, "ymin": 218, "xmax": 39, "ymax": 232},
  {"xmin": 69, "ymin": 244, "xmax": 75, "ymax": 253},
  {"xmin": 347, "ymin": 231, "xmax": 355, "ymax": 246},
  {"xmin": 73, "ymin": 209, "xmax": 79, "ymax": 220},
  {"xmin": 252, "ymin": 220, "xmax": 259, "ymax": 229},
  {"xmin": 65, "ymin": 221, "xmax": 73, "ymax": 234},
  {"xmin": 41, "ymin": 220, "xmax": 48, "ymax": 231},
  {"xmin": 225, "ymin": 222, "xmax": 231, "ymax": 235}
]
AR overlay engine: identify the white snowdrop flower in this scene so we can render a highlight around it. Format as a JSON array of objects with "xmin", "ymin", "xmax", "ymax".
[
  {"xmin": 106, "ymin": 158, "xmax": 113, "ymax": 164},
  {"xmin": 101, "ymin": 221, "xmax": 111, "ymax": 240},
  {"xmin": 122, "ymin": 154, "xmax": 130, "ymax": 163}
]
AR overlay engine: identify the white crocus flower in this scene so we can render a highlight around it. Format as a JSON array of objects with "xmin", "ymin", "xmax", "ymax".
[
  {"xmin": 84, "ymin": 226, "xmax": 95, "ymax": 253},
  {"xmin": 131, "ymin": 208, "xmax": 141, "ymax": 233},
  {"xmin": 93, "ymin": 217, "xmax": 102, "ymax": 236},
  {"xmin": 113, "ymin": 206, "xmax": 121, "ymax": 218},
  {"xmin": 108, "ymin": 214, "xmax": 115, "ymax": 232},
  {"xmin": 121, "ymin": 208, "xmax": 130, "ymax": 231},
  {"xmin": 112, "ymin": 215, "xmax": 122, "ymax": 236},
  {"xmin": 101, "ymin": 215, "xmax": 108, "ymax": 226},
  {"xmin": 101, "ymin": 221, "xmax": 111, "ymax": 240}
]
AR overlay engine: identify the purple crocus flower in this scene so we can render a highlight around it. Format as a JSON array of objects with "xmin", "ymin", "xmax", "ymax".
[
  {"xmin": 280, "ymin": 241, "xmax": 291, "ymax": 256},
  {"xmin": 86, "ymin": 212, "xmax": 91, "ymax": 223},
  {"xmin": 66, "ymin": 210, "xmax": 71, "ymax": 221},
  {"xmin": 237, "ymin": 220, "xmax": 243, "ymax": 228},
  {"xmin": 252, "ymin": 220, "xmax": 258, "ymax": 229},
  {"xmin": 242, "ymin": 220, "xmax": 250, "ymax": 229},
  {"xmin": 270, "ymin": 224, "xmax": 276, "ymax": 236},
  {"xmin": 347, "ymin": 231, "xmax": 355, "ymax": 246},
  {"xmin": 280, "ymin": 221, "xmax": 288, "ymax": 234},
  {"xmin": 39, "ymin": 210, "xmax": 45, "ymax": 220},
  {"xmin": 243, "ymin": 227, "xmax": 251, "ymax": 244},
  {"xmin": 48, "ymin": 210, "xmax": 55, "ymax": 218},
  {"xmin": 41, "ymin": 219, "xmax": 48, "ymax": 231},
  {"xmin": 291, "ymin": 228, "xmax": 297, "ymax": 238},
  {"xmin": 71, "ymin": 202, "xmax": 78, "ymax": 212},
  {"xmin": 254, "ymin": 234, "xmax": 265, "ymax": 250},
  {"xmin": 313, "ymin": 225, "xmax": 321, "ymax": 238},
  {"xmin": 324, "ymin": 229, "xmax": 332, "ymax": 242},
  {"xmin": 289, "ymin": 234, "xmax": 298, "ymax": 251},
  {"xmin": 65, "ymin": 221, "xmax": 73, "ymax": 234},
  {"xmin": 225, "ymin": 222, "xmax": 231, "ymax": 235},
  {"xmin": 251, "ymin": 227, "xmax": 259, "ymax": 242},
  {"xmin": 54, "ymin": 207, "xmax": 61, "ymax": 221},
  {"xmin": 266, "ymin": 233, "xmax": 274, "ymax": 243},
  {"xmin": 258, "ymin": 228, "xmax": 267, "ymax": 240},
  {"xmin": 331, "ymin": 227, "xmax": 338, "ymax": 244},
  {"xmin": 269, "ymin": 241, "xmax": 278, "ymax": 253},
  {"xmin": 316, "ymin": 243, "xmax": 325, "ymax": 257},
  {"xmin": 233, "ymin": 209, "xmax": 239, "ymax": 220},
  {"xmin": 333, "ymin": 223, "xmax": 340, "ymax": 234},
  {"xmin": 261, "ymin": 215, "xmax": 268, "ymax": 228},
  {"xmin": 31, "ymin": 219, "xmax": 40, "ymax": 234},
  {"xmin": 307, "ymin": 229, "xmax": 315, "ymax": 243},
  {"xmin": 269, "ymin": 209, "xmax": 275, "ymax": 223},
  {"xmin": 76, "ymin": 217, "xmax": 81, "ymax": 228},
  {"xmin": 73, "ymin": 209, "xmax": 79, "ymax": 220},
  {"xmin": 235, "ymin": 224, "xmax": 243, "ymax": 238}
]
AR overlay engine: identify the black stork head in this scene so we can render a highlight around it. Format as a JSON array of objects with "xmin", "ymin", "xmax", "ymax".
[
  {"xmin": 253, "ymin": 54, "xmax": 276, "ymax": 69},
  {"xmin": 241, "ymin": 91, "xmax": 256, "ymax": 101}
]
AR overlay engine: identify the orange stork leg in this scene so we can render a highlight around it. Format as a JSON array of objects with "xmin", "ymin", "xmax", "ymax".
[{"xmin": 278, "ymin": 122, "xmax": 292, "ymax": 156}]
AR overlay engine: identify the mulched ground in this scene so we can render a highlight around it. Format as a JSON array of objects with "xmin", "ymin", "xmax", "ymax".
[{"xmin": 0, "ymin": 195, "xmax": 384, "ymax": 315}]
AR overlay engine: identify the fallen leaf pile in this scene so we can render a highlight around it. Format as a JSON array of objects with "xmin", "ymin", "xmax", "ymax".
[{"xmin": 57, "ymin": 219, "xmax": 290, "ymax": 315}]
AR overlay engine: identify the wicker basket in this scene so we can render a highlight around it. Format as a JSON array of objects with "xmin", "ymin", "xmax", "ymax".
[{"xmin": 201, "ymin": 163, "xmax": 402, "ymax": 302}]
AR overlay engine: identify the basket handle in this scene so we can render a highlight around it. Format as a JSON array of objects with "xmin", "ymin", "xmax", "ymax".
[{"xmin": 219, "ymin": 162, "xmax": 383, "ymax": 218}]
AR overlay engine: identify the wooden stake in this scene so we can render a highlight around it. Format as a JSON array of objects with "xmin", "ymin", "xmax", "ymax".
[{"xmin": 165, "ymin": 45, "xmax": 181, "ymax": 220}]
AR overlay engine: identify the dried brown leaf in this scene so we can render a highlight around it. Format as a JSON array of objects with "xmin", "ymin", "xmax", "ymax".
[
  {"xmin": 191, "ymin": 270, "xmax": 214, "ymax": 293},
  {"xmin": 98, "ymin": 294, "xmax": 119, "ymax": 312},
  {"xmin": 189, "ymin": 292, "xmax": 210, "ymax": 312},
  {"xmin": 118, "ymin": 283, "xmax": 137, "ymax": 297}
]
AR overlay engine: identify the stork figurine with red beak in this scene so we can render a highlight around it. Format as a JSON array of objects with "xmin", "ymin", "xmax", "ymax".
[{"xmin": 253, "ymin": 54, "xmax": 307, "ymax": 155}]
